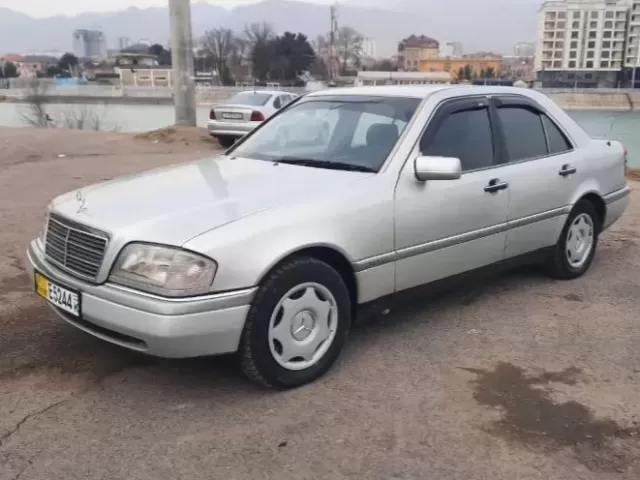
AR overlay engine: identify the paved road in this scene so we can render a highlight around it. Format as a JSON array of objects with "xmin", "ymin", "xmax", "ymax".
[{"xmin": 1, "ymin": 130, "xmax": 640, "ymax": 480}]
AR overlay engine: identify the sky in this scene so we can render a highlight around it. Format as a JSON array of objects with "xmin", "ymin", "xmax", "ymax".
[{"xmin": 0, "ymin": 0, "xmax": 338, "ymax": 18}]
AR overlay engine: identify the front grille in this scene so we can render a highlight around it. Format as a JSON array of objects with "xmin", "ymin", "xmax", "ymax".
[{"xmin": 44, "ymin": 214, "xmax": 109, "ymax": 281}]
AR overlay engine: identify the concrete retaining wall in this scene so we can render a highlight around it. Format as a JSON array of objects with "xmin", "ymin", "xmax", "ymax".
[
  {"xmin": 547, "ymin": 92, "xmax": 640, "ymax": 111},
  {"xmin": 3, "ymin": 88, "xmax": 640, "ymax": 111}
]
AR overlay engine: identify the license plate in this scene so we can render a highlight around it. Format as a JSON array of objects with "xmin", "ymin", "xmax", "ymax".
[
  {"xmin": 221, "ymin": 112, "xmax": 243, "ymax": 120},
  {"xmin": 35, "ymin": 271, "xmax": 81, "ymax": 317}
]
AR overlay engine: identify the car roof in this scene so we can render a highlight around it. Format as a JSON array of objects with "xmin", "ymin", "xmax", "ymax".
[{"xmin": 306, "ymin": 85, "xmax": 539, "ymax": 100}]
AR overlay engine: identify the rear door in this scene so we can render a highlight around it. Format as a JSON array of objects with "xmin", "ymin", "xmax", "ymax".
[{"xmin": 490, "ymin": 95, "xmax": 581, "ymax": 258}]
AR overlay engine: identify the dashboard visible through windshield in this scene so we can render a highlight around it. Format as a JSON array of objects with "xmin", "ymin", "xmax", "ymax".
[{"xmin": 228, "ymin": 95, "xmax": 422, "ymax": 172}]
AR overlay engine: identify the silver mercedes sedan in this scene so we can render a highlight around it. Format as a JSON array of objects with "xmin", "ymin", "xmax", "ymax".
[{"xmin": 27, "ymin": 85, "xmax": 630, "ymax": 389}]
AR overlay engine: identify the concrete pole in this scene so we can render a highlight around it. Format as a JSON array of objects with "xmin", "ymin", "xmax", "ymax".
[{"xmin": 169, "ymin": 0, "xmax": 196, "ymax": 126}]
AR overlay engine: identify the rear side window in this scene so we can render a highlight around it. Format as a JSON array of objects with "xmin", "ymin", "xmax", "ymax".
[
  {"xmin": 421, "ymin": 107, "xmax": 494, "ymax": 171},
  {"xmin": 228, "ymin": 92, "xmax": 272, "ymax": 106},
  {"xmin": 497, "ymin": 106, "xmax": 547, "ymax": 162},
  {"xmin": 542, "ymin": 114, "xmax": 573, "ymax": 154}
]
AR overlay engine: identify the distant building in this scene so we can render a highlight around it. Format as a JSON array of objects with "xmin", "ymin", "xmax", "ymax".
[
  {"xmin": 361, "ymin": 38, "xmax": 377, "ymax": 59},
  {"xmin": 514, "ymin": 42, "xmax": 535, "ymax": 57},
  {"xmin": 397, "ymin": 35, "xmax": 440, "ymax": 71},
  {"xmin": 441, "ymin": 41, "xmax": 463, "ymax": 58},
  {"xmin": 118, "ymin": 37, "xmax": 131, "ymax": 51},
  {"xmin": 73, "ymin": 29, "xmax": 107, "ymax": 60},
  {"xmin": 420, "ymin": 55, "xmax": 502, "ymax": 79}
]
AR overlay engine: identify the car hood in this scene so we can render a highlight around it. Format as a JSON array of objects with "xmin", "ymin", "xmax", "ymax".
[{"xmin": 50, "ymin": 156, "xmax": 373, "ymax": 246}]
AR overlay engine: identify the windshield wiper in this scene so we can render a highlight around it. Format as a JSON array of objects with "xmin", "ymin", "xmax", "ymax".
[{"xmin": 273, "ymin": 157, "xmax": 376, "ymax": 173}]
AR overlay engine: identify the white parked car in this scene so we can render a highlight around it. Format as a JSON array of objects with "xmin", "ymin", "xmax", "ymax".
[
  {"xmin": 27, "ymin": 86, "xmax": 630, "ymax": 389},
  {"xmin": 207, "ymin": 90, "xmax": 298, "ymax": 148}
]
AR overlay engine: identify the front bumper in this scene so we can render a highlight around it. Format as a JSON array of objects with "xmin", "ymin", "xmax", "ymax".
[
  {"xmin": 207, "ymin": 119, "xmax": 260, "ymax": 138},
  {"xmin": 26, "ymin": 240, "xmax": 255, "ymax": 358}
]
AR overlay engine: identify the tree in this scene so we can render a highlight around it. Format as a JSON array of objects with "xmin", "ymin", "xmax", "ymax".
[
  {"xmin": 0, "ymin": 61, "xmax": 18, "ymax": 78},
  {"xmin": 336, "ymin": 26, "xmax": 364, "ymax": 75},
  {"xmin": 485, "ymin": 66, "xmax": 496, "ymax": 79},
  {"xmin": 148, "ymin": 43, "xmax": 172, "ymax": 66},
  {"xmin": 456, "ymin": 66, "xmax": 465, "ymax": 81},
  {"xmin": 58, "ymin": 53, "xmax": 79, "ymax": 75},
  {"xmin": 371, "ymin": 59, "xmax": 395, "ymax": 72},
  {"xmin": 270, "ymin": 32, "xmax": 315, "ymax": 82},
  {"xmin": 479, "ymin": 68, "xmax": 486, "ymax": 79},
  {"xmin": 244, "ymin": 22, "xmax": 275, "ymax": 81},
  {"xmin": 202, "ymin": 28, "xmax": 239, "ymax": 85},
  {"xmin": 463, "ymin": 64, "xmax": 473, "ymax": 81},
  {"xmin": 309, "ymin": 57, "xmax": 329, "ymax": 79}
]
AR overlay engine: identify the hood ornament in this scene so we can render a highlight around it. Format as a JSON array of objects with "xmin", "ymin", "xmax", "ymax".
[{"xmin": 76, "ymin": 190, "xmax": 87, "ymax": 214}]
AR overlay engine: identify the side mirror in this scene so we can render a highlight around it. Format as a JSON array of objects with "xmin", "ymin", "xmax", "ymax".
[{"xmin": 414, "ymin": 155, "xmax": 462, "ymax": 182}]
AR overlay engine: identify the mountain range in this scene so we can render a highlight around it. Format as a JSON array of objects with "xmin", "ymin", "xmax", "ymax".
[{"xmin": 1, "ymin": 0, "xmax": 540, "ymax": 57}]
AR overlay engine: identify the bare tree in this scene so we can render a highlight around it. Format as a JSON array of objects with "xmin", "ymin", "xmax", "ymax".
[
  {"xmin": 243, "ymin": 22, "xmax": 275, "ymax": 82},
  {"xmin": 336, "ymin": 26, "xmax": 364, "ymax": 75},
  {"xmin": 243, "ymin": 22, "xmax": 275, "ymax": 48},
  {"xmin": 20, "ymin": 79, "xmax": 52, "ymax": 128},
  {"xmin": 59, "ymin": 105, "xmax": 119, "ymax": 132},
  {"xmin": 202, "ymin": 28, "xmax": 239, "ymax": 84}
]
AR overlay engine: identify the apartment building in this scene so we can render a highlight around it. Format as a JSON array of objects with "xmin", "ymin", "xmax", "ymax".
[
  {"xmin": 627, "ymin": 1, "xmax": 640, "ymax": 70},
  {"xmin": 535, "ymin": 0, "xmax": 630, "ymax": 87}
]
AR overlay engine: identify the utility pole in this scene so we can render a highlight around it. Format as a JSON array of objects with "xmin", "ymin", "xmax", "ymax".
[
  {"xmin": 329, "ymin": 3, "xmax": 339, "ymax": 79},
  {"xmin": 169, "ymin": 0, "xmax": 196, "ymax": 126}
]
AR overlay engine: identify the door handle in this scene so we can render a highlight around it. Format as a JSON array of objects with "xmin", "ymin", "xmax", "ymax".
[
  {"xmin": 559, "ymin": 164, "xmax": 577, "ymax": 177},
  {"xmin": 484, "ymin": 178, "xmax": 509, "ymax": 193}
]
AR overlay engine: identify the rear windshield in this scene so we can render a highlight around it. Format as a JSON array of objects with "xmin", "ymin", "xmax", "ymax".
[{"xmin": 228, "ymin": 92, "xmax": 272, "ymax": 106}]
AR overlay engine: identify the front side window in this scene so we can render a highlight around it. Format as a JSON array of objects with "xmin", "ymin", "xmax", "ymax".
[
  {"xmin": 497, "ymin": 106, "xmax": 547, "ymax": 162},
  {"xmin": 421, "ymin": 107, "xmax": 494, "ymax": 172},
  {"xmin": 229, "ymin": 95, "xmax": 421, "ymax": 172}
]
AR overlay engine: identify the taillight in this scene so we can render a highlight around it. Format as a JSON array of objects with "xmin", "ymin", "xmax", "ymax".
[
  {"xmin": 250, "ymin": 111, "xmax": 265, "ymax": 122},
  {"xmin": 209, "ymin": 109, "xmax": 216, "ymax": 120}
]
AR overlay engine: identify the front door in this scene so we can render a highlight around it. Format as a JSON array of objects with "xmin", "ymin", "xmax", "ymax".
[{"xmin": 394, "ymin": 97, "xmax": 510, "ymax": 293}]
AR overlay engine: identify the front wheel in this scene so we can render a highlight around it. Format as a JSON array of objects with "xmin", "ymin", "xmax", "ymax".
[
  {"xmin": 545, "ymin": 199, "xmax": 599, "ymax": 280},
  {"xmin": 240, "ymin": 256, "xmax": 352, "ymax": 389}
]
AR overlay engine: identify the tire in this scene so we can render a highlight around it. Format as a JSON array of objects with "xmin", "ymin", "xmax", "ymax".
[
  {"xmin": 546, "ymin": 199, "xmax": 600, "ymax": 280},
  {"xmin": 240, "ymin": 256, "xmax": 352, "ymax": 389},
  {"xmin": 217, "ymin": 135, "xmax": 236, "ymax": 149}
]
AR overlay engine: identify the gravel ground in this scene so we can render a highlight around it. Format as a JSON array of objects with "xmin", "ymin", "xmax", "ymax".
[{"xmin": 1, "ymin": 126, "xmax": 640, "ymax": 480}]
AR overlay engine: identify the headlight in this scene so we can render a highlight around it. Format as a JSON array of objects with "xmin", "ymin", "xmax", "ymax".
[
  {"xmin": 110, "ymin": 243, "xmax": 217, "ymax": 297},
  {"xmin": 38, "ymin": 208, "xmax": 51, "ymax": 244}
]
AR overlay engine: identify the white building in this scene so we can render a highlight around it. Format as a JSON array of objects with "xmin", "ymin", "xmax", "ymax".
[
  {"xmin": 73, "ymin": 29, "xmax": 108, "ymax": 60},
  {"xmin": 535, "ymin": 0, "xmax": 629, "ymax": 87},
  {"xmin": 355, "ymin": 71, "xmax": 452, "ymax": 87},
  {"xmin": 361, "ymin": 38, "xmax": 377, "ymax": 59}
]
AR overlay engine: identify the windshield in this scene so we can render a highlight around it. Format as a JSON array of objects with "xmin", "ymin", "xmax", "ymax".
[
  {"xmin": 228, "ymin": 95, "xmax": 422, "ymax": 172},
  {"xmin": 227, "ymin": 92, "xmax": 272, "ymax": 106}
]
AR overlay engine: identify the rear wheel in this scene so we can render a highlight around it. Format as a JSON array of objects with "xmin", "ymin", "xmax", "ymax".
[
  {"xmin": 217, "ymin": 135, "xmax": 236, "ymax": 149},
  {"xmin": 240, "ymin": 256, "xmax": 351, "ymax": 389},
  {"xmin": 545, "ymin": 199, "xmax": 599, "ymax": 279}
]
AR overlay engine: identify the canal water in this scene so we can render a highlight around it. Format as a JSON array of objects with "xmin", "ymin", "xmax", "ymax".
[{"xmin": 0, "ymin": 102, "xmax": 639, "ymax": 166}]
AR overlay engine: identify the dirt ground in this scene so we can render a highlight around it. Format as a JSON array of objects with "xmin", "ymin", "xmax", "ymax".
[{"xmin": 1, "ymin": 126, "xmax": 640, "ymax": 480}]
